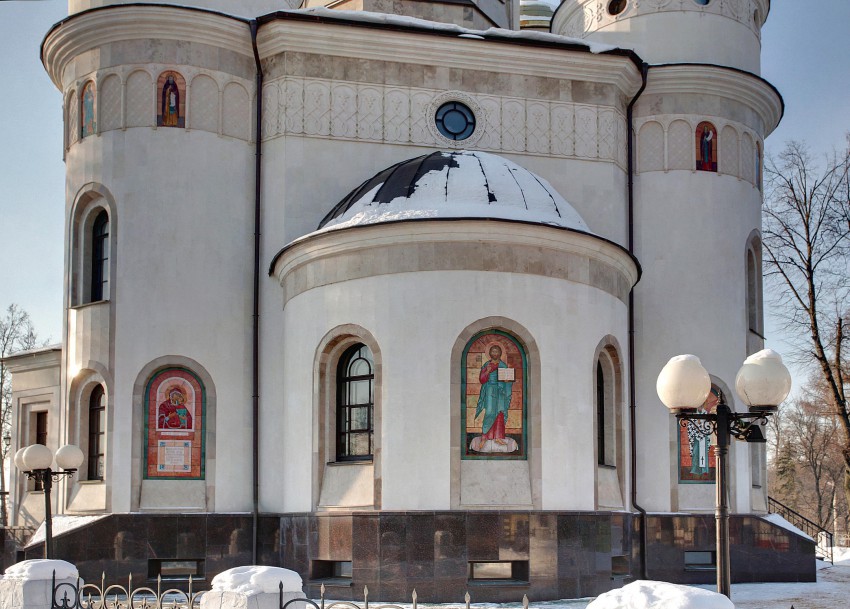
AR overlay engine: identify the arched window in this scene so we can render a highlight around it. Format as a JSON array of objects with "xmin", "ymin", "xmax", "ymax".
[
  {"xmin": 596, "ymin": 354, "xmax": 616, "ymax": 467},
  {"xmin": 336, "ymin": 344, "xmax": 374, "ymax": 461},
  {"xmin": 88, "ymin": 385, "xmax": 106, "ymax": 480},
  {"xmin": 746, "ymin": 234, "xmax": 764, "ymax": 353},
  {"xmin": 91, "ymin": 210, "xmax": 109, "ymax": 302}
]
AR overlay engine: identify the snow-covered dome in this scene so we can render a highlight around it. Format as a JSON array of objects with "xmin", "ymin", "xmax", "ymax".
[{"xmin": 317, "ymin": 151, "xmax": 589, "ymax": 233}]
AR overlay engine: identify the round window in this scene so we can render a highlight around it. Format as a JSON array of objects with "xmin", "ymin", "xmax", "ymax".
[
  {"xmin": 435, "ymin": 101, "xmax": 476, "ymax": 141},
  {"xmin": 607, "ymin": 0, "xmax": 627, "ymax": 15},
  {"xmin": 694, "ymin": 0, "xmax": 710, "ymax": 5}
]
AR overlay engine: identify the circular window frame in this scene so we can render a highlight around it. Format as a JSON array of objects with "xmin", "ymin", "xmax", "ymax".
[
  {"xmin": 607, "ymin": 0, "xmax": 628, "ymax": 16},
  {"xmin": 426, "ymin": 91, "xmax": 484, "ymax": 148}
]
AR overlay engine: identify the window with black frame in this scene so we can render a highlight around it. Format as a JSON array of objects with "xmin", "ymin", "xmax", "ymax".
[
  {"xmin": 336, "ymin": 343, "xmax": 374, "ymax": 461},
  {"xmin": 91, "ymin": 210, "xmax": 109, "ymax": 302},
  {"xmin": 88, "ymin": 385, "xmax": 106, "ymax": 480}
]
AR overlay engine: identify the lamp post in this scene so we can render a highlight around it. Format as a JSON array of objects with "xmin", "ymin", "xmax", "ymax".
[
  {"xmin": 14, "ymin": 443, "xmax": 84, "ymax": 559},
  {"xmin": 656, "ymin": 349, "xmax": 791, "ymax": 599}
]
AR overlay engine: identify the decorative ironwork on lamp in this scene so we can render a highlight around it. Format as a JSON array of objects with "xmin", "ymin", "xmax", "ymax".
[
  {"xmin": 15, "ymin": 443, "xmax": 84, "ymax": 559},
  {"xmin": 656, "ymin": 349, "xmax": 791, "ymax": 599}
]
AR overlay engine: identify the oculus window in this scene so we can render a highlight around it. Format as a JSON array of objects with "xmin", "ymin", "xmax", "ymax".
[
  {"xmin": 435, "ymin": 101, "xmax": 476, "ymax": 141},
  {"xmin": 607, "ymin": 0, "xmax": 627, "ymax": 15}
]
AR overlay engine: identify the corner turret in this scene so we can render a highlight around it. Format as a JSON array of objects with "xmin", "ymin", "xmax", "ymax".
[{"xmin": 552, "ymin": 0, "xmax": 769, "ymax": 74}]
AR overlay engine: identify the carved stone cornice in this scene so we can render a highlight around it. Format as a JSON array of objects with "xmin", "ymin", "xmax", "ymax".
[
  {"xmin": 643, "ymin": 64, "xmax": 783, "ymax": 135},
  {"xmin": 256, "ymin": 19, "xmax": 644, "ymax": 98},
  {"xmin": 42, "ymin": 5, "xmax": 251, "ymax": 88},
  {"xmin": 271, "ymin": 220, "xmax": 640, "ymax": 305}
]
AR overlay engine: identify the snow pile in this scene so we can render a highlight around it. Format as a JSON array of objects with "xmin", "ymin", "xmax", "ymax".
[
  {"xmin": 3, "ymin": 559, "xmax": 78, "ymax": 581},
  {"xmin": 318, "ymin": 151, "xmax": 589, "ymax": 234},
  {"xmin": 833, "ymin": 546, "xmax": 850, "ymax": 565},
  {"xmin": 587, "ymin": 581, "xmax": 733, "ymax": 609},
  {"xmin": 211, "ymin": 566, "xmax": 303, "ymax": 595},
  {"xmin": 288, "ymin": 8, "xmax": 618, "ymax": 54},
  {"xmin": 762, "ymin": 514, "xmax": 814, "ymax": 541},
  {"xmin": 27, "ymin": 514, "xmax": 110, "ymax": 547}
]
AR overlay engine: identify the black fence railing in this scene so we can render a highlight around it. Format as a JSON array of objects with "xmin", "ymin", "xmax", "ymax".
[
  {"xmin": 281, "ymin": 583, "xmax": 531, "ymax": 609},
  {"xmin": 768, "ymin": 496, "xmax": 834, "ymax": 564},
  {"xmin": 51, "ymin": 571, "xmax": 201, "ymax": 609}
]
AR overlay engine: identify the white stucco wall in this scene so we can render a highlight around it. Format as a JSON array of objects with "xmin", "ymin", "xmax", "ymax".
[
  {"xmin": 64, "ymin": 127, "xmax": 256, "ymax": 512},
  {"xmin": 262, "ymin": 269, "xmax": 630, "ymax": 513},
  {"xmin": 632, "ymin": 168, "xmax": 762, "ymax": 513}
]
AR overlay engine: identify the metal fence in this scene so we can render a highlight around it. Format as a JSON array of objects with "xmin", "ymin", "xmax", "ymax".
[
  {"xmin": 281, "ymin": 583, "xmax": 531, "ymax": 609},
  {"xmin": 52, "ymin": 571, "xmax": 202, "ymax": 609},
  {"xmin": 51, "ymin": 572, "xmax": 530, "ymax": 609}
]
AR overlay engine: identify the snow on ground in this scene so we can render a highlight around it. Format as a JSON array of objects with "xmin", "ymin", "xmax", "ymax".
[
  {"xmin": 832, "ymin": 546, "xmax": 850, "ymax": 566},
  {"xmin": 587, "ymin": 581, "xmax": 733, "ymax": 608}
]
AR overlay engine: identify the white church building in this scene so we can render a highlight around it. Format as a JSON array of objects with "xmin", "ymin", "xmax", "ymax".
[{"xmin": 3, "ymin": 0, "xmax": 815, "ymax": 600}]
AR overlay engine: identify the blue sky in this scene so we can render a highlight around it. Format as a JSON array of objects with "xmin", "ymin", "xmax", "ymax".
[{"xmin": 1, "ymin": 1, "xmax": 848, "ymax": 386}]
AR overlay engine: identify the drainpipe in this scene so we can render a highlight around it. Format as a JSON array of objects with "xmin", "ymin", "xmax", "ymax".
[
  {"xmin": 249, "ymin": 19, "xmax": 263, "ymax": 566},
  {"xmin": 626, "ymin": 61, "xmax": 649, "ymax": 580}
]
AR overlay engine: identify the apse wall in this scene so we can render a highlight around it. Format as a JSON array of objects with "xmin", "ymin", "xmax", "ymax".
[{"xmin": 267, "ymin": 221, "xmax": 637, "ymax": 514}]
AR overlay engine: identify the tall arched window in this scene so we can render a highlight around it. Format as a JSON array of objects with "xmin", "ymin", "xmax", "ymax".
[
  {"xmin": 597, "ymin": 361, "xmax": 606, "ymax": 465},
  {"xmin": 91, "ymin": 210, "xmax": 109, "ymax": 302},
  {"xmin": 88, "ymin": 385, "xmax": 106, "ymax": 480},
  {"xmin": 336, "ymin": 344, "xmax": 374, "ymax": 461},
  {"xmin": 595, "ymin": 354, "xmax": 616, "ymax": 467}
]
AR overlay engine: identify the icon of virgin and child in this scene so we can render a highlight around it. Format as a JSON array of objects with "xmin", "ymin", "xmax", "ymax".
[{"xmin": 469, "ymin": 344, "xmax": 519, "ymax": 454}]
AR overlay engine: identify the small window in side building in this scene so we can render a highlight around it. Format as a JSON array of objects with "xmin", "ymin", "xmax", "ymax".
[
  {"xmin": 149, "ymin": 559, "xmax": 204, "ymax": 580},
  {"xmin": 684, "ymin": 551, "xmax": 716, "ymax": 571},
  {"xmin": 468, "ymin": 561, "xmax": 529, "ymax": 583},
  {"xmin": 611, "ymin": 555, "xmax": 629, "ymax": 577},
  {"xmin": 310, "ymin": 560, "xmax": 353, "ymax": 582}
]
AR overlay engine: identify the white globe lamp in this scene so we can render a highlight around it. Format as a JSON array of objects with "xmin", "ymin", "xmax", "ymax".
[
  {"xmin": 55, "ymin": 444, "xmax": 85, "ymax": 470},
  {"xmin": 22, "ymin": 444, "xmax": 53, "ymax": 471},
  {"xmin": 13, "ymin": 447, "xmax": 27, "ymax": 471},
  {"xmin": 735, "ymin": 349, "xmax": 792, "ymax": 412},
  {"xmin": 656, "ymin": 354, "xmax": 712, "ymax": 412}
]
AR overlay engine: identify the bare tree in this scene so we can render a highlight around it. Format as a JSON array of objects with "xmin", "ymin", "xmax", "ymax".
[
  {"xmin": 0, "ymin": 304, "xmax": 38, "ymax": 527},
  {"xmin": 763, "ymin": 139, "xmax": 850, "ymax": 515}
]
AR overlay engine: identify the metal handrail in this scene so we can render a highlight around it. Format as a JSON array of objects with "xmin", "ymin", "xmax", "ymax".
[{"xmin": 768, "ymin": 496, "xmax": 834, "ymax": 564}]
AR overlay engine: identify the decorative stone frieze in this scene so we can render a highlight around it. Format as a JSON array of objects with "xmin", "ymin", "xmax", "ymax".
[
  {"xmin": 635, "ymin": 114, "xmax": 762, "ymax": 186},
  {"xmin": 63, "ymin": 65, "xmax": 254, "ymax": 148},
  {"xmin": 262, "ymin": 76, "xmax": 629, "ymax": 167}
]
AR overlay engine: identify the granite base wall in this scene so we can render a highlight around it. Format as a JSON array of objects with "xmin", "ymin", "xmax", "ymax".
[{"xmin": 10, "ymin": 511, "xmax": 814, "ymax": 601}]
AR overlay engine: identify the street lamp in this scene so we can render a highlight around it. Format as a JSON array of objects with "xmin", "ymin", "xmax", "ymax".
[
  {"xmin": 14, "ymin": 443, "xmax": 84, "ymax": 559},
  {"xmin": 656, "ymin": 349, "xmax": 791, "ymax": 599}
]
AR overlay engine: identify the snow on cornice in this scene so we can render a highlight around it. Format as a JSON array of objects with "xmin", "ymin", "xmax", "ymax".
[{"xmin": 269, "ymin": 7, "xmax": 620, "ymax": 55}]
